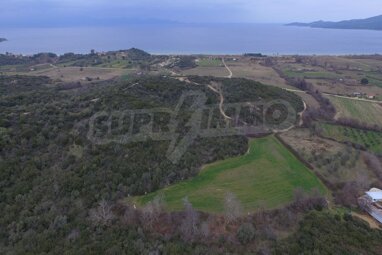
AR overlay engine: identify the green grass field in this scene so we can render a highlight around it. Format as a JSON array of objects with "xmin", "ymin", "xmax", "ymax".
[
  {"xmin": 328, "ymin": 96, "xmax": 382, "ymax": 126},
  {"xmin": 320, "ymin": 123, "xmax": 382, "ymax": 154},
  {"xmin": 283, "ymin": 70, "xmax": 340, "ymax": 79},
  {"xmin": 197, "ymin": 58, "xmax": 224, "ymax": 67},
  {"xmin": 133, "ymin": 136, "xmax": 326, "ymax": 213}
]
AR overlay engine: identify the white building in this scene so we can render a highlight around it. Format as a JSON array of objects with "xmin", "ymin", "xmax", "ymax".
[
  {"xmin": 366, "ymin": 188, "xmax": 382, "ymax": 202},
  {"xmin": 359, "ymin": 188, "xmax": 382, "ymax": 224}
]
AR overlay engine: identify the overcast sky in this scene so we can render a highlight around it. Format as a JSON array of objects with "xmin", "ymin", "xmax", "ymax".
[{"xmin": 1, "ymin": 0, "xmax": 382, "ymax": 27}]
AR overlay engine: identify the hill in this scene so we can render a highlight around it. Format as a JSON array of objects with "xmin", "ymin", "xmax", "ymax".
[
  {"xmin": 0, "ymin": 38, "xmax": 6, "ymax": 43},
  {"xmin": 0, "ymin": 75, "xmax": 304, "ymax": 253},
  {"xmin": 287, "ymin": 15, "xmax": 382, "ymax": 31}
]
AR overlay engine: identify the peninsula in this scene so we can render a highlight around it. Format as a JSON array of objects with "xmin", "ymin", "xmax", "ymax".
[{"xmin": 287, "ymin": 15, "xmax": 382, "ymax": 31}]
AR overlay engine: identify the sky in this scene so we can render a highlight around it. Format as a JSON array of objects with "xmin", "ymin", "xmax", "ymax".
[{"xmin": 1, "ymin": 0, "xmax": 382, "ymax": 27}]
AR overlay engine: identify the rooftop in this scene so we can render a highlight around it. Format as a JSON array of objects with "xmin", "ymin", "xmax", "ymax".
[{"xmin": 366, "ymin": 188, "xmax": 382, "ymax": 201}]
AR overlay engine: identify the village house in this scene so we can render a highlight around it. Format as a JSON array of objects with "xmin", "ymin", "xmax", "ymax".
[{"xmin": 359, "ymin": 188, "xmax": 382, "ymax": 224}]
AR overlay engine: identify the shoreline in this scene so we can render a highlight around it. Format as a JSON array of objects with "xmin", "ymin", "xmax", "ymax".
[{"xmin": 0, "ymin": 49, "xmax": 381, "ymax": 57}]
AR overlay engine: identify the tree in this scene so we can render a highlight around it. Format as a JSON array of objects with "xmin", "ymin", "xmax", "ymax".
[
  {"xmin": 89, "ymin": 200, "xmax": 114, "ymax": 226},
  {"xmin": 224, "ymin": 192, "xmax": 243, "ymax": 224},
  {"xmin": 361, "ymin": 78, "xmax": 369, "ymax": 85},
  {"xmin": 200, "ymin": 221, "xmax": 210, "ymax": 238},
  {"xmin": 363, "ymin": 152, "xmax": 382, "ymax": 180},
  {"xmin": 140, "ymin": 194, "xmax": 165, "ymax": 229},
  {"xmin": 237, "ymin": 223, "xmax": 255, "ymax": 244},
  {"xmin": 180, "ymin": 197, "xmax": 199, "ymax": 241}
]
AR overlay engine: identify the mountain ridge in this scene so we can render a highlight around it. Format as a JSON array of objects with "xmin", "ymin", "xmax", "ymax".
[{"xmin": 287, "ymin": 15, "xmax": 382, "ymax": 31}]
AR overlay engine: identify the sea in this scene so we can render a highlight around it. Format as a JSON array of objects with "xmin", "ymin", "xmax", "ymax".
[{"xmin": 1, "ymin": 23, "xmax": 382, "ymax": 55}]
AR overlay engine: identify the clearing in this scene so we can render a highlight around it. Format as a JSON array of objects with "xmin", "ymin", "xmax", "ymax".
[{"xmin": 134, "ymin": 135, "xmax": 326, "ymax": 213}]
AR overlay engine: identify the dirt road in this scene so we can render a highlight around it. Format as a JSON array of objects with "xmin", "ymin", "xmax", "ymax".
[{"xmin": 222, "ymin": 58, "xmax": 233, "ymax": 78}]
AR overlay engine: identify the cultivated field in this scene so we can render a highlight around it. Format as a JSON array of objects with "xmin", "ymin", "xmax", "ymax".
[
  {"xmin": 283, "ymin": 69, "xmax": 341, "ymax": 80},
  {"xmin": 181, "ymin": 66, "xmax": 229, "ymax": 77},
  {"xmin": 320, "ymin": 123, "xmax": 382, "ymax": 154},
  {"xmin": 24, "ymin": 66, "xmax": 134, "ymax": 83},
  {"xmin": 196, "ymin": 58, "xmax": 224, "ymax": 67},
  {"xmin": 134, "ymin": 136, "xmax": 326, "ymax": 213},
  {"xmin": 280, "ymin": 128, "xmax": 377, "ymax": 185},
  {"xmin": 0, "ymin": 59, "xmax": 139, "ymax": 83},
  {"xmin": 225, "ymin": 59, "xmax": 292, "ymax": 88},
  {"xmin": 328, "ymin": 96, "xmax": 382, "ymax": 126}
]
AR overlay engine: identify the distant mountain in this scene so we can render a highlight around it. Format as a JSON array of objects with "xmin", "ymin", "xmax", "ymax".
[
  {"xmin": 0, "ymin": 38, "xmax": 7, "ymax": 43},
  {"xmin": 287, "ymin": 15, "xmax": 382, "ymax": 31}
]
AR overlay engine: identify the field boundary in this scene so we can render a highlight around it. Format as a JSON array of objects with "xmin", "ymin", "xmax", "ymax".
[{"xmin": 275, "ymin": 133, "xmax": 336, "ymax": 191}]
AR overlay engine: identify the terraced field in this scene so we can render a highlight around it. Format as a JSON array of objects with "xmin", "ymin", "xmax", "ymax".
[
  {"xmin": 134, "ymin": 136, "xmax": 326, "ymax": 213},
  {"xmin": 320, "ymin": 123, "xmax": 382, "ymax": 154},
  {"xmin": 328, "ymin": 96, "xmax": 382, "ymax": 126}
]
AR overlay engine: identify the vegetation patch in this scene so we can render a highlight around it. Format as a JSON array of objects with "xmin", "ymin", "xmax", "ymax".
[
  {"xmin": 135, "ymin": 136, "xmax": 326, "ymax": 213},
  {"xmin": 275, "ymin": 211, "xmax": 382, "ymax": 255}
]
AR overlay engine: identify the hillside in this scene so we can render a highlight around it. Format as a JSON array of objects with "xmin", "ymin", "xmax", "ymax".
[
  {"xmin": 287, "ymin": 15, "xmax": 382, "ymax": 31},
  {"xmin": 2, "ymin": 51, "xmax": 382, "ymax": 254},
  {"xmin": 0, "ymin": 74, "xmax": 303, "ymax": 253}
]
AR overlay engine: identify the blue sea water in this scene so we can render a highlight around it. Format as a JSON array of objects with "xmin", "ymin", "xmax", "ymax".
[{"xmin": 1, "ymin": 24, "xmax": 382, "ymax": 55}]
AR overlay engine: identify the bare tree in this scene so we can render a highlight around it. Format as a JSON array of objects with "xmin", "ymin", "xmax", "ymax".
[
  {"xmin": 292, "ymin": 188, "xmax": 306, "ymax": 210},
  {"xmin": 180, "ymin": 197, "xmax": 199, "ymax": 241},
  {"xmin": 200, "ymin": 221, "xmax": 210, "ymax": 238},
  {"xmin": 123, "ymin": 204, "xmax": 139, "ymax": 226},
  {"xmin": 141, "ymin": 203, "xmax": 155, "ymax": 229},
  {"xmin": 140, "ymin": 194, "xmax": 165, "ymax": 229},
  {"xmin": 89, "ymin": 200, "xmax": 114, "ymax": 226},
  {"xmin": 363, "ymin": 152, "xmax": 382, "ymax": 180},
  {"xmin": 224, "ymin": 192, "xmax": 243, "ymax": 224},
  {"xmin": 335, "ymin": 182, "xmax": 360, "ymax": 207}
]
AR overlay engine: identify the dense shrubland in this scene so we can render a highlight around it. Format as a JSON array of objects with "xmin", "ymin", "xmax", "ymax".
[{"xmin": 0, "ymin": 74, "xmax": 308, "ymax": 253}]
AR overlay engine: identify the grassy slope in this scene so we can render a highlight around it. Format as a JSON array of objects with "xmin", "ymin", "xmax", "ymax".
[
  {"xmin": 135, "ymin": 136, "xmax": 326, "ymax": 213},
  {"xmin": 329, "ymin": 96, "xmax": 382, "ymax": 126}
]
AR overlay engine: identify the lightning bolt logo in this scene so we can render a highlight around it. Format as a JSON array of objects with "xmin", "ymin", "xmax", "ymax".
[{"xmin": 166, "ymin": 91, "xmax": 207, "ymax": 163}]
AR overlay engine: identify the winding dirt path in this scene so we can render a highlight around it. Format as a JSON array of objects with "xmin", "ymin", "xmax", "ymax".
[
  {"xmin": 272, "ymin": 100, "xmax": 307, "ymax": 133},
  {"xmin": 207, "ymin": 83, "xmax": 233, "ymax": 121},
  {"xmin": 222, "ymin": 58, "xmax": 233, "ymax": 78}
]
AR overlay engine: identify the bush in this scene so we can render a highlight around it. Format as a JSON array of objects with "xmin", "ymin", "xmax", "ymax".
[
  {"xmin": 237, "ymin": 223, "xmax": 255, "ymax": 244},
  {"xmin": 361, "ymin": 78, "xmax": 369, "ymax": 85}
]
